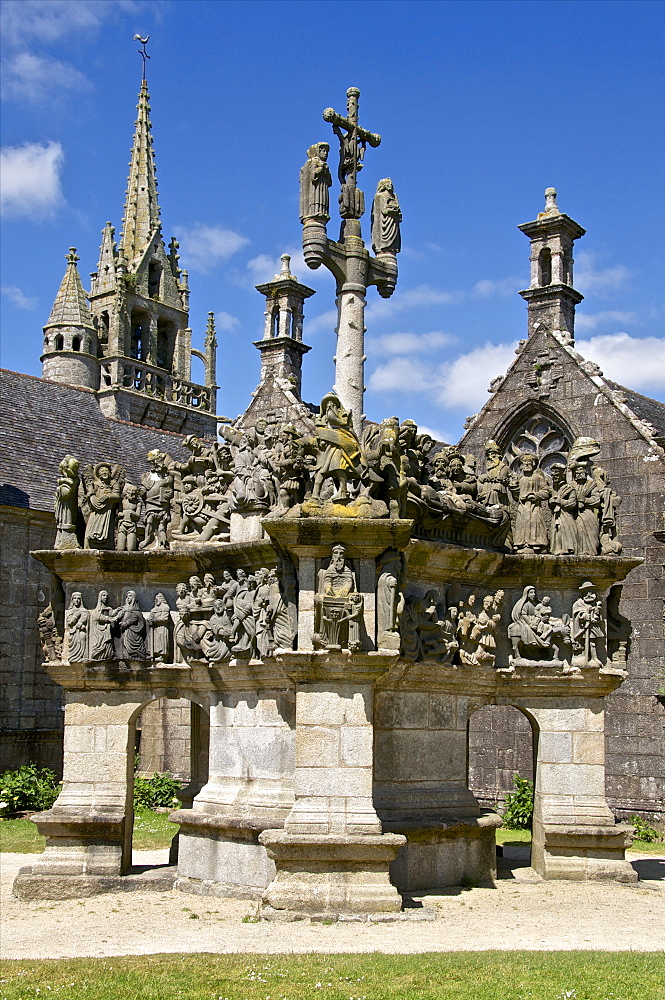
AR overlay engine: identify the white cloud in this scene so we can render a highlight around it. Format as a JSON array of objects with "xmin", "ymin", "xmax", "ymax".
[
  {"xmin": 575, "ymin": 310, "xmax": 636, "ymax": 332},
  {"xmin": 214, "ymin": 311, "xmax": 240, "ymax": 332},
  {"xmin": 367, "ymin": 339, "xmax": 517, "ymax": 416},
  {"xmin": 245, "ymin": 248, "xmax": 316, "ymax": 286},
  {"xmin": 0, "ymin": 0, "xmax": 138, "ymax": 46},
  {"xmin": 306, "ymin": 309, "xmax": 337, "ymax": 335},
  {"xmin": 1, "ymin": 52, "xmax": 91, "ymax": 105},
  {"xmin": 414, "ymin": 423, "xmax": 451, "ymax": 444},
  {"xmin": 575, "ymin": 252, "xmax": 630, "ymax": 295},
  {"xmin": 368, "ymin": 357, "xmax": 434, "ymax": 393},
  {"xmin": 0, "ymin": 140, "xmax": 64, "ymax": 217},
  {"xmin": 1, "ymin": 284, "xmax": 37, "ymax": 309},
  {"xmin": 175, "ymin": 224, "xmax": 249, "ymax": 273},
  {"xmin": 433, "ymin": 342, "xmax": 516, "ymax": 409},
  {"xmin": 366, "ymin": 283, "xmax": 459, "ymax": 322},
  {"xmin": 577, "ymin": 333, "xmax": 665, "ymax": 391},
  {"xmin": 367, "ymin": 331, "xmax": 454, "ymax": 355},
  {"xmin": 472, "ymin": 276, "xmax": 519, "ymax": 298}
]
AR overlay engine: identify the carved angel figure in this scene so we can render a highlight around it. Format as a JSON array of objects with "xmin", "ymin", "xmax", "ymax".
[
  {"xmin": 371, "ymin": 178, "xmax": 401, "ymax": 254},
  {"xmin": 80, "ymin": 462, "xmax": 124, "ymax": 549}
]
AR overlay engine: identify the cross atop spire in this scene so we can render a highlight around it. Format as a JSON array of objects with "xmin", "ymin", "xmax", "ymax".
[{"xmin": 119, "ymin": 79, "xmax": 161, "ymax": 263}]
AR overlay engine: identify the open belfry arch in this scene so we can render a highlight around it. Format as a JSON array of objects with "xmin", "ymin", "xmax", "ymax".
[{"xmin": 12, "ymin": 54, "xmax": 664, "ymax": 917}]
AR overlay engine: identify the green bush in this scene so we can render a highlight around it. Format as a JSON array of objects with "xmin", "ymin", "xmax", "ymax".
[
  {"xmin": 502, "ymin": 774, "xmax": 534, "ymax": 830},
  {"xmin": 629, "ymin": 814, "xmax": 661, "ymax": 843},
  {"xmin": 0, "ymin": 764, "xmax": 61, "ymax": 815},
  {"xmin": 133, "ymin": 772, "xmax": 182, "ymax": 809}
]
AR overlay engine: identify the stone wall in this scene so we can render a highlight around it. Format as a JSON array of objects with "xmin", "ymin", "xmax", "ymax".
[
  {"xmin": 0, "ymin": 507, "xmax": 64, "ymax": 774},
  {"xmin": 460, "ymin": 328, "xmax": 665, "ymax": 820},
  {"xmin": 467, "ymin": 705, "xmax": 534, "ymax": 809},
  {"xmin": 137, "ymin": 698, "xmax": 210, "ymax": 782}
]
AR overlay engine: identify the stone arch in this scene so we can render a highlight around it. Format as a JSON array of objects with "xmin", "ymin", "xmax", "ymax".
[
  {"xmin": 128, "ymin": 693, "xmax": 210, "ymax": 865},
  {"xmin": 71, "ymin": 336, "xmax": 81, "ymax": 352},
  {"xmin": 467, "ymin": 702, "xmax": 536, "ymax": 821},
  {"xmin": 55, "ymin": 334, "xmax": 64, "ymax": 351},
  {"xmin": 538, "ymin": 247, "xmax": 552, "ymax": 286},
  {"xmin": 496, "ymin": 401, "xmax": 574, "ymax": 474}
]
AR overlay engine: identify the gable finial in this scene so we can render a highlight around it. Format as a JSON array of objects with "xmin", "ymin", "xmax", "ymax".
[{"xmin": 133, "ymin": 34, "xmax": 150, "ymax": 82}]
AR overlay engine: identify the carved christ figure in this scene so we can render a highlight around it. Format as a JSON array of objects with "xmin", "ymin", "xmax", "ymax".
[
  {"xmin": 299, "ymin": 143, "xmax": 332, "ymax": 223},
  {"xmin": 371, "ymin": 178, "xmax": 401, "ymax": 254}
]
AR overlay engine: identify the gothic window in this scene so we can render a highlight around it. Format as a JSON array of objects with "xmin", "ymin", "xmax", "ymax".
[
  {"xmin": 55, "ymin": 334, "xmax": 64, "ymax": 351},
  {"xmin": 271, "ymin": 305, "xmax": 279, "ymax": 338},
  {"xmin": 71, "ymin": 337, "xmax": 81, "ymax": 352},
  {"xmin": 505, "ymin": 413, "xmax": 571, "ymax": 473},
  {"xmin": 130, "ymin": 310, "xmax": 148, "ymax": 361},
  {"xmin": 538, "ymin": 248, "xmax": 552, "ymax": 286},
  {"xmin": 157, "ymin": 319, "xmax": 174, "ymax": 370}
]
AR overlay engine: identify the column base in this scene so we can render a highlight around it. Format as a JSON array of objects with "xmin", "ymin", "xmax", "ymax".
[
  {"xmin": 387, "ymin": 812, "xmax": 502, "ymax": 892},
  {"xmin": 172, "ymin": 811, "xmax": 279, "ymax": 898},
  {"xmin": 13, "ymin": 865, "xmax": 175, "ymax": 901},
  {"xmin": 259, "ymin": 830, "xmax": 406, "ymax": 916},
  {"xmin": 532, "ymin": 823, "xmax": 637, "ymax": 882}
]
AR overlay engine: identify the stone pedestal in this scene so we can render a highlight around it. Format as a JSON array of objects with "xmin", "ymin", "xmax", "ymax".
[
  {"xmin": 260, "ymin": 649, "xmax": 405, "ymax": 916},
  {"xmin": 259, "ymin": 830, "xmax": 405, "ymax": 916}
]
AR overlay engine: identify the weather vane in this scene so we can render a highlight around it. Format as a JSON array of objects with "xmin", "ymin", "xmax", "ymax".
[{"xmin": 133, "ymin": 34, "xmax": 150, "ymax": 81}]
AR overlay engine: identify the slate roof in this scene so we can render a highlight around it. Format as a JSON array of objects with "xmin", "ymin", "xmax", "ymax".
[
  {"xmin": 0, "ymin": 369, "xmax": 190, "ymax": 511},
  {"xmin": 604, "ymin": 379, "xmax": 665, "ymax": 440},
  {"xmin": 45, "ymin": 253, "xmax": 94, "ymax": 330}
]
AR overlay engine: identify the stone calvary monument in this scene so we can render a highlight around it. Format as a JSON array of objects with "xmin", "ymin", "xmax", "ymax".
[{"xmin": 14, "ymin": 85, "xmax": 644, "ymax": 916}]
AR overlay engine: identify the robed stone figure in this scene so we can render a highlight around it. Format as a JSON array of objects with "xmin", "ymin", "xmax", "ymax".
[
  {"xmin": 371, "ymin": 178, "xmax": 401, "ymax": 254},
  {"xmin": 299, "ymin": 143, "xmax": 332, "ymax": 222}
]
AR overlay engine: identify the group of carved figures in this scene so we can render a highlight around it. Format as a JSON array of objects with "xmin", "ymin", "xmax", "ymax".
[
  {"xmin": 397, "ymin": 581, "xmax": 624, "ymax": 670},
  {"xmin": 42, "ymin": 566, "xmax": 297, "ymax": 664},
  {"xmin": 53, "ymin": 407, "xmax": 622, "ymax": 556}
]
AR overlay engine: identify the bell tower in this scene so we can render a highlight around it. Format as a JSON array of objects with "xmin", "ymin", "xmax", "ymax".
[
  {"xmin": 518, "ymin": 188, "xmax": 585, "ymax": 345},
  {"xmin": 41, "ymin": 53, "xmax": 218, "ymax": 438}
]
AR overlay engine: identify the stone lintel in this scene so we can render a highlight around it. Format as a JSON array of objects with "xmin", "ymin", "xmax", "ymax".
[
  {"xmin": 275, "ymin": 649, "xmax": 399, "ymax": 685},
  {"xmin": 264, "ymin": 517, "xmax": 413, "ymax": 559},
  {"xmin": 41, "ymin": 658, "xmax": 291, "ymax": 694},
  {"xmin": 169, "ymin": 810, "xmax": 286, "ymax": 834},
  {"xmin": 519, "ymin": 284, "xmax": 584, "ymax": 306},
  {"xmin": 252, "ymin": 336, "xmax": 311, "ymax": 355},
  {"xmin": 518, "ymin": 214, "xmax": 586, "ymax": 241},
  {"xmin": 31, "ymin": 538, "xmax": 278, "ymax": 582}
]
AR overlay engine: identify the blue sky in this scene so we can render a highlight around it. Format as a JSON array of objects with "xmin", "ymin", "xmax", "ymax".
[{"xmin": 1, "ymin": 0, "xmax": 664, "ymax": 443}]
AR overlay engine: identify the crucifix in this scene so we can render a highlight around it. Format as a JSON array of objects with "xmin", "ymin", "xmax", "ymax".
[
  {"xmin": 300, "ymin": 87, "xmax": 400, "ymax": 434},
  {"xmin": 323, "ymin": 88, "xmax": 381, "ymax": 223}
]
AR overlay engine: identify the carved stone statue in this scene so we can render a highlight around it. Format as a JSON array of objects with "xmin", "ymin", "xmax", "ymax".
[
  {"xmin": 510, "ymin": 453, "xmax": 550, "ymax": 553},
  {"xmin": 311, "ymin": 393, "xmax": 365, "ymax": 500},
  {"xmin": 463, "ymin": 592, "xmax": 504, "ymax": 667},
  {"xmin": 80, "ymin": 462, "xmax": 124, "ymax": 549},
  {"xmin": 54, "ymin": 455, "xmax": 80, "ymax": 550},
  {"xmin": 89, "ymin": 590, "xmax": 116, "ymax": 661},
  {"xmin": 548, "ymin": 463, "xmax": 578, "ymax": 555},
  {"xmin": 508, "ymin": 586, "xmax": 569, "ymax": 663},
  {"xmin": 376, "ymin": 549, "xmax": 404, "ymax": 649},
  {"xmin": 267, "ymin": 564, "xmax": 297, "ymax": 651},
  {"xmin": 115, "ymin": 590, "xmax": 147, "ymax": 660},
  {"xmin": 571, "ymin": 581, "xmax": 605, "ymax": 669},
  {"xmin": 146, "ymin": 593, "xmax": 171, "ymax": 661},
  {"xmin": 594, "ymin": 467, "xmax": 622, "ymax": 555},
  {"xmin": 65, "ymin": 592, "xmax": 89, "ymax": 662},
  {"xmin": 313, "ymin": 543, "xmax": 363, "ymax": 651},
  {"xmin": 173, "ymin": 477, "xmax": 228, "ymax": 541},
  {"xmin": 200, "ymin": 598, "xmax": 233, "ymax": 662},
  {"xmin": 116, "ymin": 484, "xmax": 142, "ymax": 552},
  {"xmin": 477, "ymin": 441, "xmax": 510, "ymax": 509},
  {"xmin": 231, "ymin": 570, "xmax": 257, "ymax": 658},
  {"xmin": 140, "ymin": 450, "xmax": 174, "ymax": 549},
  {"xmin": 37, "ymin": 603, "xmax": 62, "ymax": 661},
  {"xmin": 371, "ymin": 178, "xmax": 401, "ymax": 254},
  {"xmin": 571, "ymin": 463, "xmax": 601, "ymax": 555},
  {"xmin": 299, "ymin": 142, "xmax": 332, "ymax": 223}
]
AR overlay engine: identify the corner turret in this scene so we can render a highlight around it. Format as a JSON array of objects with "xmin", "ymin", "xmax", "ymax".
[{"xmin": 41, "ymin": 249, "xmax": 99, "ymax": 389}]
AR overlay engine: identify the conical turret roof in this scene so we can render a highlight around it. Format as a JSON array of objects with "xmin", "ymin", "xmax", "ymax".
[{"xmin": 45, "ymin": 249, "xmax": 94, "ymax": 329}]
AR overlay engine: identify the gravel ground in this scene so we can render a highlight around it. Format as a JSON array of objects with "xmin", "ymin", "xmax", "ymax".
[{"xmin": 1, "ymin": 848, "xmax": 663, "ymax": 958}]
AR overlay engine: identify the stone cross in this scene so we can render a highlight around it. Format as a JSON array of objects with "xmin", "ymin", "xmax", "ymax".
[{"xmin": 323, "ymin": 88, "xmax": 381, "ymax": 222}]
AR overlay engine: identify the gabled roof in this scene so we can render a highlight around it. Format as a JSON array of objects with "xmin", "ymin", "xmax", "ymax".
[
  {"xmin": 0, "ymin": 369, "xmax": 189, "ymax": 512},
  {"xmin": 603, "ymin": 380, "xmax": 665, "ymax": 442}
]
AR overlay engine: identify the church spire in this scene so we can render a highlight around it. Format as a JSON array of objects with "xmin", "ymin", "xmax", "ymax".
[
  {"xmin": 120, "ymin": 79, "xmax": 161, "ymax": 264},
  {"xmin": 42, "ymin": 249, "xmax": 98, "ymax": 389}
]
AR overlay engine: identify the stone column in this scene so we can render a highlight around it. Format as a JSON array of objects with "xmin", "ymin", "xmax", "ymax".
[
  {"xmin": 173, "ymin": 662, "xmax": 295, "ymax": 899},
  {"xmin": 528, "ymin": 700, "xmax": 636, "ymax": 882},
  {"xmin": 334, "ymin": 282, "xmax": 367, "ymax": 434},
  {"xmin": 13, "ymin": 691, "xmax": 143, "ymax": 900},
  {"xmin": 374, "ymin": 685, "xmax": 499, "ymax": 892},
  {"xmin": 260, "ymin": 650, "xmax": 405, "ymax": 917}
]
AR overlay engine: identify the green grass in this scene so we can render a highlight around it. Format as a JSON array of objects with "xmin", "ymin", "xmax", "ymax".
[
  {"xmin": 0, "ymin": 953, "xmax": 662, "ymax": 1000},
  {"xmin": 0, "ymin": 809, "xmax": 177, "ymax": 854},
  {"xmin": 2, "ymin": 814, "xmax": 661, "ymax": 855}
]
